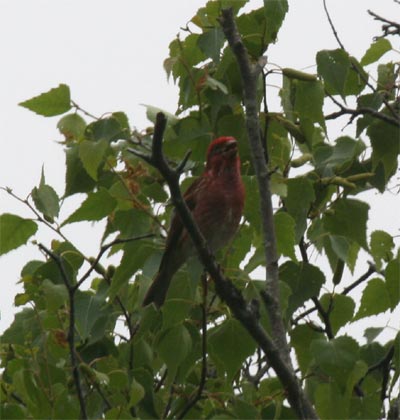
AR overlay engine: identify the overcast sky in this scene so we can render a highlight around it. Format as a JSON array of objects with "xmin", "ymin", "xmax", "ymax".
[{"xmin": 1, "ymin": 0, "xmax": 399, "ymax": 336}]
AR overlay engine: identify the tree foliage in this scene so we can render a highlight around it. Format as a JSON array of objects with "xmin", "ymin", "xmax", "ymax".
[{"xmin": 1, "ymin": 1, "xmax": 399, "ymax": 419}]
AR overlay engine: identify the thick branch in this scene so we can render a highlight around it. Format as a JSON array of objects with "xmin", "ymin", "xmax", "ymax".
[
  {"xmin": 219, "ymin": 5, "xmax": 289, "ymax": 362},
  {"xmin": 222, "ymin": 8, "xmax": 317, "ymax": 418}
]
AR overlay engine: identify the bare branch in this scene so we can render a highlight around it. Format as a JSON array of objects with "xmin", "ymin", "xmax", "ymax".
[
  {"xmin": 325, "ymin": 102, "xmax": 400, "ymax": 128},
  {"xmin": 341, "ymin": 264, "xmax": 377, "ymax": 295},
  {"xmin": 219, "ymin": 6, "xmax": 287, "ymax": 361},
  {"xmin": 322, "ymin": 0, "xmax": 399, "ymax": 121},
  {"xmin": 218, "ymin": 8, "xmax": 317, "ymax": 419},
  {"xmin": 368, "ymin": 9, "xmax": 400, "ymax": 37}
]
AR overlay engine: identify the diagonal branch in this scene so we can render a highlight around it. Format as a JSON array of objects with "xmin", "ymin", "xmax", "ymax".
[{"xmin": 128, "ymin": 112, "xmax": 317, "ymax": 419}]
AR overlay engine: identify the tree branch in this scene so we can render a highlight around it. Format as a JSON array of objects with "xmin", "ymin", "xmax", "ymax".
[
  {"xmin": 219, "ymin": 5, "xmax": 289, "ymax": 363},
  {"xmin": 219, "ymin": 7, "xmax": 317, "ymax": 417},
  {"xmin": 341, "ymin": 264, "xmax": 376, "ymax": 295},
  {"xmin": 325, "ymin": 101, "xmax": 400, "ymax": 128},
  {"xmin": 368, "ymin": 9, "xmax": 400, "ymax": 37},
  {"xmin": 322, "ymin": 0, "xmax": 399, "ymax": 121}
]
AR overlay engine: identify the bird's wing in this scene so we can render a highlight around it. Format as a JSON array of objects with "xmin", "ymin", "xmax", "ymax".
[{"xmin": 162, "ymin": 176, "xmax": 203, "ymax": 254}]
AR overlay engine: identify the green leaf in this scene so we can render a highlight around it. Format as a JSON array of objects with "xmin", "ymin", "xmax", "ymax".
[
  {"xmin": 197, "ymin": 27, "xmax": 225, "ymax": 63},
  {"xmin": 386, "ymin": 257, "xmax": 400, "ymax": 310},
  {"xmin": 1, "ymin": 308, "xmax": 39, "ymax": 345},
  {"xmin": 263, "ymin": 0, "xmax": 289, "ymax": 44},
  {"xmin": 41, "ymin": 279, "xmax": 68, "ymax": 311},
  {"xmin": 368, "ymin": 118, "xmax": 400, "ymax": 183},
  {"xmin": 62, "ymin": 188, "xmax": 117, "ymax": 225},
  {"xmin": 243, "ymin": 175, "xmax": 261, "ymax": 232},
  {"xmin": 364, "ymin": 327, "xmax": 384, "ymax": 344},
  {"xmin": 319, "ymin": 294, "xmax": 355, "ymax": 335},
  {"xmin": 361, "ymin": 38, "xmax": 392, "ymax": 66},
  {"xmin": 294, "ymin": 80, "xmax": 325, "ymax": 128},
  {"xmin": 129, "ymin": 378, "xmax": 145, "ymax": 406},
  {"xmin": 280, "ymin": 262, "xmax": 325, "ymax": 318},
  {"xmin": 209, "ymin": 318, "xmax": 256, "ymax": 381},
  {"xmin": 317, "ymin": 49, "xmax": 349, "ymax": 97},
  {"xmin": 1, "ymin": 404, "xmax": 27, "ymax": 419},
  {"xmin": 57, "ymin": 113, "xmax": 86, "ymax": 140},
  {"xmin": 157, "ymin": 324, "xmax": 192, "ymax": 375},
  {"xmin": 86, "ymin": 116, "xmax": 127, "ymax": 142},
  {"xmin": 323, "ymin": 198, "xmax": 369, "ymax": 249},
  {"xmin": 315, "ymin": 382, "xmax": 347, "ymax": 419},
  {"xmin": 285, "ymin": 177, "xmax": 315, "ymax": 242},
  {"xmin": 356, "ymin": 93, "xmax": 384, "ymax": 136},
  {"xmin": 311, "ymin": 336, "xmax": 359, "ymax": 389},
  {"xmin": 31, "ymin": 168, "xmax": 60, "ymax": 222},
  {"xmin": 19, "ymin": 84, "xmax": 71, "ymax": 116},
  {"xmin": 377, "ymin": 62, "xmax": 397, "ymax": 95},
  {"xmin": 109, "ymin": 241, "xmax": 154, "ymax": 299},
  {"xmin": 344, "ymin": 360, "xmax": 368, "ymax": 405},
  {"xmin": 354, "ymin": 278, "xmax": 391, "ymax": 320},
  {"xmin": 290, "ymin": 324, "xmax": 321, "ymax": 374},
  {"xmin": 370, "ymin": 230, "xmax": 394, "ymax": 269},
  {"xmin": 78, "ymin": 139, "xmax": 109, "ymax": 180},
  {"xmin": 74, "ymin": 290, "xmax": 113, "ymax": 343},
  {"xmin": 266, "ymin": 119, "xmax": 291, "ymax": 171},
  {"xmin": 0, "ymin": 214, "xmax": 38, "ymax": 256},
  {"xmin": 314, "ymin": 136, "xmax": 365, "ymax": 177},
  {"xmin": 329, "ymin": 235, "xmax": 359, "ymax": 272},
  {"xmin": 65, "ymin": 145, "xmax": 96, "ymax": 196},
  {"xmin": 274, "ymin": 212, "xmax": 296, "ymax": 260},
  {"xmin": 349, "ymin": 395, "xmax": 381, "ymax": 420}
]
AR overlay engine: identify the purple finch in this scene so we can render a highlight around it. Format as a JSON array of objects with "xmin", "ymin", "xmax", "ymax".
[{"xmin": 143, "ymin": 136, "xmax": 245, "ymax": 307}]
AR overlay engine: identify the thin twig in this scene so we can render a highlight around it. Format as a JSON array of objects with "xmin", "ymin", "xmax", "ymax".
[
  {"xmin": 74, "ymin": 234, "xmax": 154, "ymax": 291},
  {"xmin": 299, "ymin": 239, "xmax": 334, "ymax": 339},
  {"xmin": 292, "ymin": 264, "xmax": 377, "ymax": 324},
  {"xmin": 71, "ymin": 100, "xmax": 99, "ymax": 120},
  {"xmin": 358, "ymin": 345, "xmax": 395, "ymax": 401},
  {"xmin": 38, "ymin": 243, "xmax": 87, "ymax": 419},
  {"xmin": 325, "ymin": 102, "xmax": 400, "ymax": 128},
  {"xmin": 322, "ymin": 0, "xmax": 399, "ymax": 121},
  {"xmin": 368, "ymin": 9, "xmax": 400, "ymax": 37},
  {"xmin": 341, "ymin": 264, "xmax": 376, "ymax": 295},
  {"xmin": 1, "ymin": 187, "xmax": 70, "ymax": 243}
]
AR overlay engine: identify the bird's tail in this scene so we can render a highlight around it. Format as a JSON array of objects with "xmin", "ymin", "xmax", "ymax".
[{"xmin": 142, "ymin": 267, "xmax": 173, "ymax": 308}]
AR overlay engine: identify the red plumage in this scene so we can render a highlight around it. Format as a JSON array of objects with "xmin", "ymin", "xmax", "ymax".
[{"xmin": 142, "ymin": 136, "xmax": 245, "ymax": 307}]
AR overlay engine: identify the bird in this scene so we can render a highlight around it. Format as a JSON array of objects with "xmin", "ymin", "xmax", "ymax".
[{"xmin": 142, "ymin": 136, "xmax": 245, "ymax": 308}]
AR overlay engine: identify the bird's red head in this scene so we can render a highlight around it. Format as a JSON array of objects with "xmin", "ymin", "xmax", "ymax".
[{"xmin": 206, "ymin": 136, "xmax": 240, "ymax": 174}]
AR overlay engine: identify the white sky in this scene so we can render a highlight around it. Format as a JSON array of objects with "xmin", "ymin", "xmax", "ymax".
[{"xmin": 1, "ymin": 0, "xmax": 399, "ymax": 339}]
